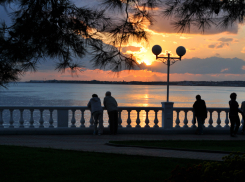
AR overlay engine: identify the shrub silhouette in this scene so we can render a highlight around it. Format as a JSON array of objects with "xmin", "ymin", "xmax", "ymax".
[{"xmin": 165, "ymin": 153, "xmax": 245, "ymax": 182}]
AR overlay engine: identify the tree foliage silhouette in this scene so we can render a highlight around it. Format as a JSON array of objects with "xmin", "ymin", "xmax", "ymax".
[
  {"xmin": 0, "ymin": 0, "xmax": 157, "ymax": 87},
  {"xmin": 162, "ymin": 0, "xmax": 245, "ymax": 33}
]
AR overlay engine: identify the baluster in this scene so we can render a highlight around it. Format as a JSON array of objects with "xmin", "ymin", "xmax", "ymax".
[
  {"xmin": 39, "ymin": 109, "xmax": 44, "ymax": 128},
  {"xmin": 118, "ymin": 110, "xmax": 122, "ymax": 128},
  {"xmin": 80, "ymin": 109, "xmax": 85, "ymax": 128},
  {"xmin": 183, "ymin": 110, "xmax": 188, "ymax": 128},
  {"xmin": 154, "ymin": 110, "xmax": 159, "ymax": 128},
  {"xmin": 191, "ymin": 110, "xmax": 196, "ymax": 128},
  {"xmin": 89, "ymin": 112, "xmax": 94, "ymax": 128},
  {"xmin": 29, "ymin": 109, "xmax": 34, "ymax": 128},
  {"xmin": 0, "ymin": 109, "xmax": 3, "ymax": 128},
  {"xmin": 136, "ymin": 110, "xmax": 141, "ymax": 128},
  {"xmin": 241, "ymin": 117, "xmax": 244, "ymax": 129},
  {"xmin": 19, "ymin": 109, "xmax": 24, "ymax": 128},
  {"xmin": 126, "ymin": 110, "xmax": 131, "ymax": 128},
  {"xmin": 49, "ymin": 109, "xmax": 54, "ymax": 128},
  {"xmin": 175, "ymin": 110, "xmax": 180, "ymax": 128},
  {"xmin": 224, "ymin": 111, "xmax": 229, "ymax": 128},
  {"xmin": 108, "ymin": 119, "xmax": 110, "ymax": 128},
  {"xmin": 144, "ymin": 110, "xmax": 150, "ymax": 128},
  {"xmin": 9, "ymin": 109, "xmax": 14, "ymax": 128},
  {"xmin": 208, "ymin": 110, "xmax": 213, "ymax": 128},
  {"xmin": 106, "ymin": 110, "xmax": 110, "ymax": 128},
  {"xmin": 216, "ymin": 111, "xmax": 221, "ymax": 128},
  {"xmin": 71, "ymin": 109, "xmax": 76, "ymax": 128}
]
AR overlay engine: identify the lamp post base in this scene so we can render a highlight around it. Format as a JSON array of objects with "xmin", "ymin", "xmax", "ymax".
[{"xmin": 161, "ymin": 102, "xmax": 174, "ymax": 129}]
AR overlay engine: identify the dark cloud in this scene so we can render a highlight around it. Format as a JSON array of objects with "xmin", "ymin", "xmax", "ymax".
[
  {"xmin": 27, "ymin": 56, "xmax": 245, "ymax": 77},
  {"xmin": 38, "ymin": 56, "xmax": 245, "ymax": 75},
  {"xmin": 217, "ymin": 37, "xmax": 233, "ymax": 42},
  {"xmin": 208, "ymin": 45, "xmax": 216, "ymax": 48},
  {"xmin": 217, "ymin": 43, "xmax": 229, "ymax": 48},
  {"xmin": 37, "ymin": 52, "xmax": 141, "ymax": 72},
  {"xmin": 208, "ymin": 37, "xmax": 237, "ymax": 49},
  {"xmin": 140, "ymin": 57, "xmax": 245, "ymax": 74},
  {"xmin": 208, "ymin": 42, "xmax": 229, "ymax": 49},
  {"xmin": 37, "ymin": 54, "xmax": 96, "ymax": 71}
]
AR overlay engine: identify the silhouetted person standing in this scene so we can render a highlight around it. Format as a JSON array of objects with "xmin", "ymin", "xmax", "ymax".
[
  {"xmin": 87, "ymin": 94, "xmax": 103, "ymax": 135},
  {"xmin": 103, "ymin": 91, "xmax": 118, "ymax": 135},
  {"xmin": 229, "ymin": 93, "xmax": 243, "ymax": 137},
  {"xmin": 193, "ymin": 95, "xmax": 207, "ymax": 135}
]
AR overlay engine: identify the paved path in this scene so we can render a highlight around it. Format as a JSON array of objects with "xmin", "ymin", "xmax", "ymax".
[{"xmin": 0, "ymin": 134, "xmax": 244, "ymax": 161}]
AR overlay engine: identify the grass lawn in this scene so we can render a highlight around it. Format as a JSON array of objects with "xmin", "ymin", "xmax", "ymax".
[
  {"xmin": 109, "ymin": 140, "xmax": 245, "ymax": 153},
  {"xmin": 0, "ymin": 145, "xmax": 203, "ymax": 182}
]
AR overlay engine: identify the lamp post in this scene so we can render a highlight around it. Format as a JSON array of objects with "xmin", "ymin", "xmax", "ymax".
[{"xmin": 152, "ymin": 45, "xmax": 186, "ymax": 102}]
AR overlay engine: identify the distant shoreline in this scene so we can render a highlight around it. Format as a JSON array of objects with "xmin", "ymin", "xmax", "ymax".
[{"xmin": 25, "ymin": 80, "xmax": 245, "ymax": 87}]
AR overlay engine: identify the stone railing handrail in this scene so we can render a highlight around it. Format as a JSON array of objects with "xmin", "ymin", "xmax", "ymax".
[
  {"xmin": 0, "ymin": 106, "xmax": 162, "ymax": 110},
  {"xmin": 0, "ymin": 106, "xmax": 230, "ymax": 110},
  {"xmin": 0, "ymin": 106, "xmax": 89, "ymax": 110},
  {"xmin": 173, "ymin": 107, "xmax": 229, "ymax": 110}
]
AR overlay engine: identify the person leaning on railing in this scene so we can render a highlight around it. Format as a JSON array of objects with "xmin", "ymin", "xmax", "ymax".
[
  {"xmin": 87, "ymin": 94, "xmax": 104, "ymax": 135},
  {"xmin": 103, "ymin": 91, "xmax": 118, "ymax": 135}
]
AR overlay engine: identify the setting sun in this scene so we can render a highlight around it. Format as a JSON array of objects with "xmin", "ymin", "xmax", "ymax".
[
  {"xmin": 142, "ymin": 59, "xmax": 152, "ymax": 65},
  {"xmin": 135, "ymin": 52, "xmax": 156, "ymax": 66}
]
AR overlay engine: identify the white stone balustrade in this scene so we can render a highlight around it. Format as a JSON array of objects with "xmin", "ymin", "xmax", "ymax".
[
  {"xmin": 0, "ymin": 106, "xmax": 243, "ymax": 134},
  {"xmin": 173, "ymin": 107, "xmax": 237, "ymax": 128}
]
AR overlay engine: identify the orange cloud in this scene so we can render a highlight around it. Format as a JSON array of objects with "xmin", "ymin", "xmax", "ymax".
[
  {"xmin": 241, "ymin": 47, "xmax": 245, "ymax": 53},
  {"xmin": 179, "ymin": 36, "xmax": 192, "ymax": 39},
  {"xmin": 187, "ymin": 48, "xmax": 196, "ymax": 52},
  {"xmin": 122, "ymin": 46, "xmax": 141, "ymax": 53},
  {"xmin": 137, "ymin": 5, "xmax": 159, "ymax": 11},
  {"xmin": 221, "ymin": 68, "xmax": 229, "ymax": 72}
]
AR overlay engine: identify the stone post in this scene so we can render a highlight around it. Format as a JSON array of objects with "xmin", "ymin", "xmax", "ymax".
[{"xmin": 161, "ymin": 102, "xmax": 174, "ymax": 129}]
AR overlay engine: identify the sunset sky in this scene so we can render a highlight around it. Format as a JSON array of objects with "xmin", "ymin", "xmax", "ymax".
[{"xmin": 2, "ymin": 0, "xmax": 245, "ymax": 82}]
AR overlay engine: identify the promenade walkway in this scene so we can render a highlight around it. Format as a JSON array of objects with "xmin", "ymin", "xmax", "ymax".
[{"xmin": 0, "ymin": 134, "xmax": 244, "ymax": 161}]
